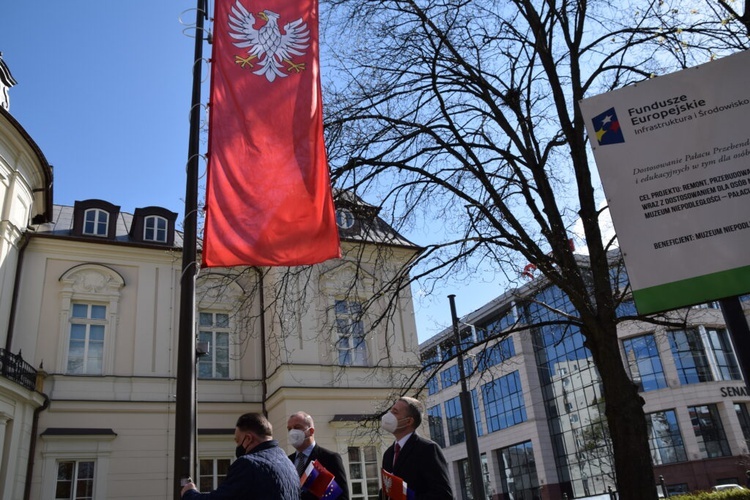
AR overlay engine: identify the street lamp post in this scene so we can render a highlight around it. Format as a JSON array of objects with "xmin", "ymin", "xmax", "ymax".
[
  {"xmin": 174, "ymin": 1, "xmax": 207, "ymax": 497},
  {"xmin": 449, "ymin": 295, "xmax": 485, "ymax": 500}
]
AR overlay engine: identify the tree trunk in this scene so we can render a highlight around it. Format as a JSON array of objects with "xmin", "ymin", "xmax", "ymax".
[{"xmin": 584, "ymin": 320, "xmax": 659, "ymax": 500}]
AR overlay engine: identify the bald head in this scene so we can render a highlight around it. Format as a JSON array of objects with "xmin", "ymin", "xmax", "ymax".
[
  {"xmin": 287, "ymin": 411, "xmax": 316, "ymax": 451},
  {"xmin": 289, "ymin": 411, "xmax": 314, "ymax": 428}
]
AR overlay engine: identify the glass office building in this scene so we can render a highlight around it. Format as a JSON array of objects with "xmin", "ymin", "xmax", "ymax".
[{"xmin": 420, "ymin": 279, "xmax": 750, "ymax": 499}]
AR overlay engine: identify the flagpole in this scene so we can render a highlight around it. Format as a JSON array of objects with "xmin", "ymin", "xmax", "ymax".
[{"xmin": 174, "ymin": 0, "xmax": 207, "ymax": 498}]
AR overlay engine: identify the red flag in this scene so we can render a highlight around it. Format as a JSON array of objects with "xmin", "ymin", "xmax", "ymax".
[
  {"xmin": 203, "ymin": 0, "xmax": 341, "ymax": 267},
  {"xmin": 381, "ymin": 469, "xmax": 415, "ymax": 500},
  {"xmin": 301, "ymin": 460, "xmax": 335, "ymax": 498}
]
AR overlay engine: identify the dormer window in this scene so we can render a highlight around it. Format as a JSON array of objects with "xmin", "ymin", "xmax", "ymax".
[
  {"xmin": 73, "ymin": 200, "xmax": 119, "ymax": 239},
  {"xmin": 144, "ymin": 215, "xmax": 168, "ymax": 243},
  {"xmin": 335, "ymin": 208, "xmax": 355, "ymax": 229},
  {"xmin": 130, "ymin": 207, "xmax": 177, "ymax": 245},
  {"xmin": 83, "ymin": 209, "xmax": 109, "ymax": 237}
]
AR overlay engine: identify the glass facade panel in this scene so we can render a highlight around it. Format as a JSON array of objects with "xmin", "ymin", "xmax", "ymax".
[
  {"xmin": 670, "ymin": 328, "xmax": 741, "ymax": 385},
  {"xmin": 482, "ymin": 371, "xmax": 526, "ymax": 432},
  {"xmin": 705, "ymin": 328, "xmax": 741, "ymax": 381},
  {"xmin": 497, "ymin": 441, "xmax": 540, "ymax": 500},
  {"xmin": 477, "ymin": 337, "xmax": 515, "ymax": 371},
  {"xmin": 615, "ymin": 300, "xmax": 638, "ymax": 317},
  {"xmin": 440, "ymin": 339, "xmax": 458, "ymax": 361},
  {"xmin": 457, "ymin": 454, "xmax": 491, "ymax": 500},
  {"xmin": 441, "ymin": 365, "xmax": 460, "ymax": 389},
  {"xmin": 528, "ymin": 284, "xmax": 615, "ymax": 497},
  {"xmin": 445, "ymin": 396, "xmax": 464, "ymax": 445},
  {"xmin": 477, "ymin": 308, "xmax": 516, "ymax": 342},
  {"xmin": 472, "ymin": 389, "xmax": 483, "ymax": 437},
  {"xmin": 688, "ymin": 404, "xmax": 731, "ymax": 458},
  {"xmin": 427, "ymin": 376, "xmax": 439, "ymax": 395},
  {"xmin": 670, "ymin": 329, "xmax": 712, "ymax": 384},
  {"xmin": 427, "ymin": 405, "xmax": 446, "ymax": 447},
  {"xmin": 646, "ymin": 410, "xmax": 687, "ymax": 464},
  {"xmin": 622, "ymin": 334, "xmax": 667, "ymax": 392},
  {"xmin": 734, "ymin": 403, "xmax": 750, "ymax": 449}
]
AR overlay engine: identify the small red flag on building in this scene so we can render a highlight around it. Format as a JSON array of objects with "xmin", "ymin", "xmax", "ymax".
[{"xmin": 203, "ymin": 0, "xmax": 341, "ymax": 267}]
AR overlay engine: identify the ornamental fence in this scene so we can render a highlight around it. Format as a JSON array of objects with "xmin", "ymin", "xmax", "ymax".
[{"xmin": 0, "ymin": 348, "xmax": 37, "ymax": 391}]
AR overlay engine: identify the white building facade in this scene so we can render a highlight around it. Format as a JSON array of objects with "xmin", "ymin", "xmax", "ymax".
[
  {"xmin": 0, "ymin": 53, "xmax": 53, "ymax": 500},
  {"xmin": 0, "ymin": 54, "xmax": 423, "ymax": 500}
]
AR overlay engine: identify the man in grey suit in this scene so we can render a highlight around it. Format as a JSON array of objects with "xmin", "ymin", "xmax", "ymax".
[
  {"xmin": 288, "ymin": 411, "xmax": 349, "ymax": 500},
  {"xmin": 380, "ymin": 397, "xmax": 453, "ymax": 500}
]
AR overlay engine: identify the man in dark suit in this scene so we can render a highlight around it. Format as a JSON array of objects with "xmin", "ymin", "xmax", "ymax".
[
  {"xmin": 287, "ymin": 411, "xmax": 349, "ymax": 500},
  {"xmin": 380, "ymin": 396, "xmax": 453, "ymax": 500}
]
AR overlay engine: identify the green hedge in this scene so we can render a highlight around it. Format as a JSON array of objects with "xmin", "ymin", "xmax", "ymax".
[{"xmin": 669, "ymin": 490, "xmax": 750, "ymax": 499}]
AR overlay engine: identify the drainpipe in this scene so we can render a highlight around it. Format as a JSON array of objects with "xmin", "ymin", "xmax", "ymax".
[
  {"xmin": 4, "ymin": 231, "xmax": 32, "ymax": 352},
  {"xmin": 254, "ymin": 268, "xmax": 268, "ymax": 417},
  {"xmin": 24, "ymin": 369, "xmax": 50, "ymax": 500}
]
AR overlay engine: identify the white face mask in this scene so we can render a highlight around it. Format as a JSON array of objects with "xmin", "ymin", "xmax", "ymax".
[
  {"xmin": 288, "ymin": 429, "xmax": 307, "ymax": 448},
  {"xmin": 380, "ymin": 412, "xmax": 400, "ymax": 434}
]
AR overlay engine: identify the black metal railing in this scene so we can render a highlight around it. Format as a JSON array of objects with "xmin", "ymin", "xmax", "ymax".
[{"xmin": 0, "ymin": 348, "xmax": 37, "ymax": 391}]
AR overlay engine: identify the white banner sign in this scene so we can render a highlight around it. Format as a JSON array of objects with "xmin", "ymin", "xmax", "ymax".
[{"xmin": 579, "ymin": 50, "xmax": 750, "ymax": 314}]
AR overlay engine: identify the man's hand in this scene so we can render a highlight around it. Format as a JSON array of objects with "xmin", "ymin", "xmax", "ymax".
[{"xmin": 181, "ymin": 481, "xmax": 197, "ymax": 496}]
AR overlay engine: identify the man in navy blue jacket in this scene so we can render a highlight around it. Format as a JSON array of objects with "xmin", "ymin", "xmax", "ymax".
[{"xmin": 181, "ymin": 412, "xmax": 300, "ymax": 499}]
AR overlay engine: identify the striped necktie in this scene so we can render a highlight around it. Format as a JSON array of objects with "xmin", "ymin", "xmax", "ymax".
[{"xmin": 295, "ymin": 453, "xmax": 307, "ymax": 476}]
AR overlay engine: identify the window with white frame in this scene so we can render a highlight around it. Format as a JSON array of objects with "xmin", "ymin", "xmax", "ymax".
[
  {"xmin": 348, "ymin": 446, "xmax": 378, "ymax": 500},
  {"xmin": 143, "ymin": 215, "xmax": 168, "ymax": 242},
  {"xmin": 67, "ymin": 303, "xmax": 106, "ymax": 375},
  {"xmin": 59, "ymin": 265, "xmax": 123, "ymax": 377},
  {"xmin": 55, "ymin": 460, "xmax": 95, "ymax": 499},
  {"xmin": 82, "ymin": 208, "xmax": 109, "ymax": 236},
  {"xmin": 335, "ymin": 300, "xmax": 368, "ymax": 366},
  {"xmin": 198, "ymin": 312, "xmax": 230, "ymax": 379},
  {"xmin": 199, "ymin": 458, "xmax": 231, "ymax": 491}
]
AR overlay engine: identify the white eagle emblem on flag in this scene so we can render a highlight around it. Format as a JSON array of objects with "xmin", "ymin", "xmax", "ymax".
[
  {"xmin": 228, "ymin": 0, "xmax": 310, "ymax": 82},
  {"xmin": 383, "ymin": 475, "xmax": 392, "ymax": 492}
]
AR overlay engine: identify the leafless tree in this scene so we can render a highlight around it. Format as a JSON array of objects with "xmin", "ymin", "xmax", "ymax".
[{"xmin": 314, "ymin": 0, "xmax": 749, "ymax": 498}]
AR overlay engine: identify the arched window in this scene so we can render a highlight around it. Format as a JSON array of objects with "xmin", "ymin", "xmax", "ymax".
[
  {"xmin": 144, "ymin": 215, "xmax": 168, "ymax": 243},
  {"xmin": 83, "ymin": 208, "xmax": 109, "ymax": 236},
  {"xmin": 335, "ymin": 208, "xmax": 355, "ymax": 229},
  {"xmin": 58, "ymin": 264, "xmax": 125, "ymax": 375}
]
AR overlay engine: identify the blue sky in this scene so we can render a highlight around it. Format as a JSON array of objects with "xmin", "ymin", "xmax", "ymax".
[
  {"xmin": 2, "ymin": 2, "xmax": 197, "ymax": 215},
  {"xmin": 2, "ymin": 1, "xmax": 506, "ymax": 342}
]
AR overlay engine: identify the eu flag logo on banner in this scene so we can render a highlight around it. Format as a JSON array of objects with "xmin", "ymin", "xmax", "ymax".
[
  {"xmin": 591, "ymin": 107, "xmax": 625, "ymax": 145},
  {"xmin": 301, "ymin": 460, "xmax": 342, "ymax": 499}
]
